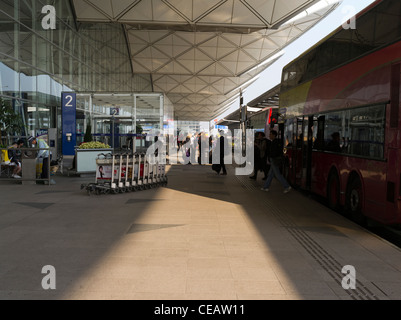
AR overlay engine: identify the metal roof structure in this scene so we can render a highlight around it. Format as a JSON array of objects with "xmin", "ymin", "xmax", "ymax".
[
  {"xmin": 247, "ymin": 83, "xmax": 280, "ymax": 108},
  {"xmin": 217, "ymin": 83, "xmax": 280, "ymax": 126},
  {"xmin": 71, "ymin": 0, "xmax": 340, "ymax": 121}
]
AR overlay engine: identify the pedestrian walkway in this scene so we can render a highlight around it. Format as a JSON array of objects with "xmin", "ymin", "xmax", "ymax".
[{"xmin": 1, "ymin": 164, "xmax": 401, "ymax": 300}]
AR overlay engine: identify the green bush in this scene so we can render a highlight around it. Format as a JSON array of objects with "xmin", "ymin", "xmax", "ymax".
[{"xmin": 78, "ymin": 141, "xmax": 111, "ymax": 149}]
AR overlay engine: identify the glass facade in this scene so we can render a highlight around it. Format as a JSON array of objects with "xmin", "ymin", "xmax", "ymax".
[
  {"xmin": 0, "ymin": 0, "xmax": 159, "ymax": 153},
  {"xmin": 73, "ymin": 92, "xmax": 174, "ymax": 151}
]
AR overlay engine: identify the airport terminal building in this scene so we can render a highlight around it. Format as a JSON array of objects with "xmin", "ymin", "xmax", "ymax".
[
  {"xmin": 0, "ymin": 0, "xmax": 173, "ymax": 155},
  {"xmin": 0, "ymin": 0, "xmax": 341, "ymax": 157}
]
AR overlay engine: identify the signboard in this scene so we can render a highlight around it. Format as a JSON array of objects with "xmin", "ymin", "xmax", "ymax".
[
  {"xmin": 110, "ymin": 108, "xmax": 120, "ymax": 116},
  {"xmin": 36, "ymin": 128, "xmax": 48, "ymax": 142},
  {"xmin": 61, "ymin": 92, "xmax": 76, "ymax": 156},
  {"xmin": 214, "ymin": 125, "xmax": 228, "ymax": 130},
  {"xmin": 241, "ymin": 105, "xmax": 247, "ymax": 122}
]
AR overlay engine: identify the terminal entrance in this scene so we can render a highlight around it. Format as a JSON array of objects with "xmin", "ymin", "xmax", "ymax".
[{"xmin": 62, "ymin": 92, "xmax": 174, "ymax": 155}]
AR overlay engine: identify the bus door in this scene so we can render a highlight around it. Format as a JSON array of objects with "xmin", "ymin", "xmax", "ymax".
[
  {"xmin": 294, "ymin": 117, "xmax": 304, "ymax": 186},
  {"xmin": 301, "ymin": 116, "xmax": 313, "ymax": 190}
]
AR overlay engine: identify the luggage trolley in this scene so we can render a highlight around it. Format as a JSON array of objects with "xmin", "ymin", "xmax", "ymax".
[
  {"xmin": 129, "ymin": 153, "xmax": 139, "ymax": 191},
  {"xmin": 147, "ymin": 154, "xmax": 158, "ymax": 189},
  {"xmin": 81, "ymin": 151, "xmax": 167, "ymax": 195},
  {"xmin": 115, "ymin": 151, "xmax": 130, "ymax": 193},
  {"xmin": 157, "ymin": 162, "xmax": 167, "ymax": 186},
  {"xmin": 148, "ymin": 157, "xmax": 157, "ymax": 188},
  {"xmin": 126, "ymin": 152, "xmax": 133, "ymax": 191},
  {"xmin": 160, "ymin": 162, "xmax": 168, "ymax": 186},
  {"xmin": 109, "ymin": 152, "xmax": 119, "ymax": 194},
  {"xmin": 81, "ymin": 152, "xmax": 114, "ymax": 195},
  {"xmin": 143, "ymin": 153, "xmax": 151, "ymax": 190},
  {"xmin": 101, "ymin": 151, "xmax": 129, "ymax": 194},
  {"xmin": 153, "ymin": 160, "xmax": 160, "ymax": 186},
  {"xmin": 135, "ymin": 153, "xmax": 145, "ymax": 191}
]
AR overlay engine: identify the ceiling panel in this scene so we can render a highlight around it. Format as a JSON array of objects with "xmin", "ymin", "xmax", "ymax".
[{"xmin": 71, "ymin": 0, "xmax": 341, "ymax": 121}]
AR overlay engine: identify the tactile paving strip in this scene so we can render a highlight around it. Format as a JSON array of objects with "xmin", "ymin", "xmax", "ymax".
[{"xmin": 235, "ymin": 175, "xmax": 381, "ymax": 300}]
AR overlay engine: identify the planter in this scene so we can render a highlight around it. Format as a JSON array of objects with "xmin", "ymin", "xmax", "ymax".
[{"xmin": 75, "ymin": 148, "xmax": 113, "ymax": 173}]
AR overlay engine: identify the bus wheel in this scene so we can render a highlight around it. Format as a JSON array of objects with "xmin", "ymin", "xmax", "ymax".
[
  {"xmin": 327, "ymin": 173, "xmax": 340, "ymax": 211},
  {"xmin": 346, "ymin": 177, "xmax": 366, "ymax": 226}
]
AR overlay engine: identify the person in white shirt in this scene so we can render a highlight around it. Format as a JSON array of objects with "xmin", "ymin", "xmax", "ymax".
[{"xmin": 28, "ymin": 136, "xmax": 55, "ymax": 184}]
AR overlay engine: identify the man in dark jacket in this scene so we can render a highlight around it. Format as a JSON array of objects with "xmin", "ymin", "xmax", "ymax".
[
  {"xmin": 249, "ymin": 132, "xmax": 270, "ymax": 180},
  {"xmin": 261, "ymin": 130, "xmax": 291, "ymax": 193},
  {"xmin": 218, "ymin": 133, "xmax": 227, "ymax": 175}
]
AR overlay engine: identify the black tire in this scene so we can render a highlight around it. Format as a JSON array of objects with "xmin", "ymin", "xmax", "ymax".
[
  {"xmin": 346, "ymin": 177, "xmax": 366, "ymax": 226},
  {"xmin": 327, "ymin": 173, "xmax": 340, "ymax": 211}
]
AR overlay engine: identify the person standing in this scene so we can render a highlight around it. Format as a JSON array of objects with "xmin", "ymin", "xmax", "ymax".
[
  {"xmin": 261, "ymin": 130, "xmax": 291, "ymax": 193},
  {"xmin": 28, "ymin": 136, "xmax": 55, "ymax": 184},
  {"xmin": 218, "ymin": 131, "xmax": 227, "ymax": 175},
  {"xmin": 197, "ymin": 132, "xmax": 203, "ymax": 165}
]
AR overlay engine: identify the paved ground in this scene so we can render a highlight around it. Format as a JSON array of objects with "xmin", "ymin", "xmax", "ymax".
[{"xmin": 1, "ymin": 164, "xmax": 401, "ymax": 300}]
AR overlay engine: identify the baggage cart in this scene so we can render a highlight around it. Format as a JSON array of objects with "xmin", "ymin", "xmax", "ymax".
[{"xmin": 81, "ymin": 151, "xmax": 167, "ymax": 195}]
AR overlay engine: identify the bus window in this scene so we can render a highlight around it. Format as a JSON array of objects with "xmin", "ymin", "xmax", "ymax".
[
  {"xmin": 324, "ymin": 112, "xmax": 343, "ymax": 153},
  {"xmin": 349, "ymin": 104, "xmax": 385, "ymax": 159},
  {"xmin": 312, "ymin": 115, "xmax": 325, "ymax": 150},
  {"xmin": 296, "ymin": 117, "xmax": 303, "ymax": 148},
  {"xmin": 326, "ymin": 132, "xmax": 342, "ymax": 152},
  {"xmin": 284, "ymin": 118, "xmax": 294, "ymax": 147}
]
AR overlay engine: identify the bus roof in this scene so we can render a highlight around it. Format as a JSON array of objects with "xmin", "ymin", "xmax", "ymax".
[{"xmin": 282, "ymin": 0, "xmax": 382, "ymax": 72}]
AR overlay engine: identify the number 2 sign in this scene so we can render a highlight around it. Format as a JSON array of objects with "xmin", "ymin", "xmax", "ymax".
[{"xmin": 61, "ymin": 92, "xmax": 77, "ymax": 156}]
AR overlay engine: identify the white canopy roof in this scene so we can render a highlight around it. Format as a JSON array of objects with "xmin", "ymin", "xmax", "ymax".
[{"xmin": 71, "ymin": 0, "xmax": 340, "ymax": 120}]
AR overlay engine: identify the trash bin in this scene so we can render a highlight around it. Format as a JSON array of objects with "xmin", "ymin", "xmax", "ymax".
[{"xmin": 22, "ymin": 149, "xmax": 37, "ymax": 185}]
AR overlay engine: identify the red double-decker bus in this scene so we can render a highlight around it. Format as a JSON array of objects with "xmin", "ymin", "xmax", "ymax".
[{"xmin": 280, "ymin": 0, "xmax": 401, "ymax": 226}]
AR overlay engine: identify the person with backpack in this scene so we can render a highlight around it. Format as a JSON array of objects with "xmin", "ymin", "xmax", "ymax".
[{"xmin": 261, "ymin": 130, "xmax": 291, "ymax": 193}]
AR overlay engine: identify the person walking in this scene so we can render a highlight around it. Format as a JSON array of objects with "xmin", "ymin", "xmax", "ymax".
[
  {"xmin": 261, "ymin": 130, "xmax": 291, "ymax": 193},
  {"xmin": 212, "ymin": 131, "xmax": 227, "ymax": 175},
  {"xmin": 219, "ymin": 133, "xmax": 227, "ymax": 175},
  {"xmin": 249, "ymin": 131, "xmax": 269, "ymax": 180},
  {"xmin": 197, "ymin": 132, "xmax": 203, "ymax": 165}
]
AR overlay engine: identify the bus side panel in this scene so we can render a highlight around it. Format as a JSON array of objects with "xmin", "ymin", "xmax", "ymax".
[
  {"xmin": 384, "ymin": 64, "xmax": 401, "ymax": 224},
  {"xmin": 310, "ymin": 151, "xmax": 327, "ymax": 198},
  {"xmin": 385, "ymin": 148, "xmax": 400, "ymax": 224}
]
